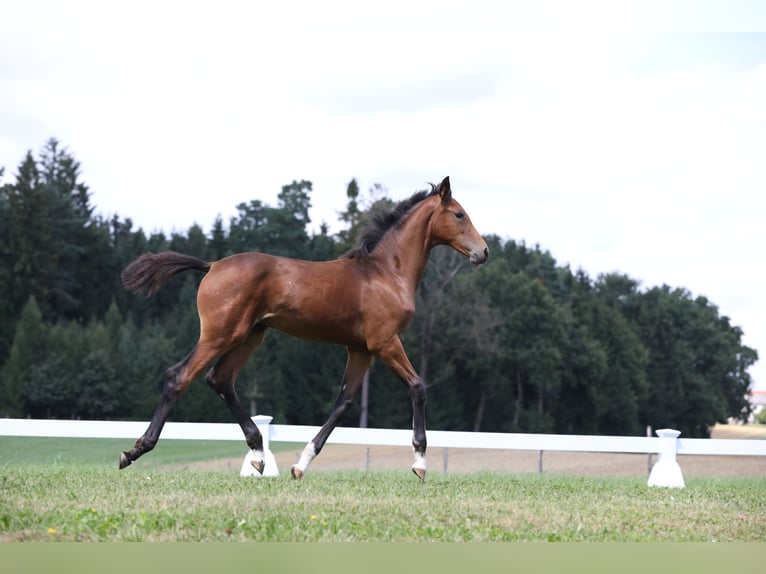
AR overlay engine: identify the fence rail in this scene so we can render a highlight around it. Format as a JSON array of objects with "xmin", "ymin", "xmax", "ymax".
[
  {"xmin": 2, "ymin": 418, "xmax": 764, "ymax": 456},
  {"xmin": 2, "ymin": 417, "xmax": 764, "ymax": 487}
]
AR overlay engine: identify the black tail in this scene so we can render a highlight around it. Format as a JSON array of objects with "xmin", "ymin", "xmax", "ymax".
[{"xmin": 121, "ymin": 251, "xmax": 211, "ymax": 296}]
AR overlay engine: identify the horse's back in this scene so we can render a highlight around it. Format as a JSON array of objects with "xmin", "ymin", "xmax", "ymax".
[{"xmin": 208, "ymin": 251, "xmax": 354, "ymax": 287}]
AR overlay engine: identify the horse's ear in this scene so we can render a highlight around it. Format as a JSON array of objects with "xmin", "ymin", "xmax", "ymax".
[{"xmin": 437, "ymin": 176, "xmax": 451, "ymax": 202}]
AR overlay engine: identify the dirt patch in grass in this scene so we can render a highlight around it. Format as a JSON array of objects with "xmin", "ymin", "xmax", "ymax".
[
  {"xmin": 709, "ymin": 423, "xmax": 766, "ymax": 439},
  {"xmin": 187, "ymin": 424, "xmax": 766, "ymax": 479}
]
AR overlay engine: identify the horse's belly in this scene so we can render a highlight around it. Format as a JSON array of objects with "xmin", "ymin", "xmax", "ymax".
[{"xmin": 261, "ymin": 312, "xmax": 362, "ymax": 346}]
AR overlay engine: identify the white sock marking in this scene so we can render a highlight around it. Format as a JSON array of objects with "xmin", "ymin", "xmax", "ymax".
[
  {"xmin": 412, "ymin": 450, "xmax": 427, "ymax": 471},
  {"xmin": 294, "ymin": 441, "xmax": 317, "ymax": 474}
]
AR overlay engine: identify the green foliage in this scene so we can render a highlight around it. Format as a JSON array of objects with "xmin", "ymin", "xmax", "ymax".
[
  {"xmin": 0, "ymin": 296, "xmax": 47, "ymax": 416},
  {"xmin": 619, "ymin": 286, "xmax": 757, "ymax": 436},
  {"xmin": 0, "ymin": 139, "xmax": 758, "ymax": 439}
]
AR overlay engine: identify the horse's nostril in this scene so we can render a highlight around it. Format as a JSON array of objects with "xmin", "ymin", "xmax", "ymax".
[{"xmin": 484, "ymin": 248, "xmax": 489, "ymax": 259}]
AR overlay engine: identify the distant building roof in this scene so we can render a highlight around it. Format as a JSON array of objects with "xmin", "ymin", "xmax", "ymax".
[{"xmin": 749, "ymin": 389, "xmax": 766, "ymax": 406}]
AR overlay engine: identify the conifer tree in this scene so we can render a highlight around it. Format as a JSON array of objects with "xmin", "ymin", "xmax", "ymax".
[{"xmin": 0, "ymin": 296, "xmax": 47, "ymax": 416}]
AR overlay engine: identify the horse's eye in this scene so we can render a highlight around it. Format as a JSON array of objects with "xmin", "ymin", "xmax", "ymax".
[{"xmin": 454, "ymin": 212, "xmax": 464, "ymax": 220}]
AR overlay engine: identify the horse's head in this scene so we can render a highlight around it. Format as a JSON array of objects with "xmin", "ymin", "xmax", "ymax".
[{"xmin": 429, "ymin": 177, "xmax": 489, "ymax": 265}]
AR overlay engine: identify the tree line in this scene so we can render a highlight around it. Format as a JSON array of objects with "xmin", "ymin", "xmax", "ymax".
[{"xmin": 0, "ymin": 139, "xmax": 758, "ymax": 437}]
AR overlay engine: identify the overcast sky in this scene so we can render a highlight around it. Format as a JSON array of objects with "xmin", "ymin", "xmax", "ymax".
[{"xmin": 2, "ymin": 1, "xmax": 766, "ymax": 391}]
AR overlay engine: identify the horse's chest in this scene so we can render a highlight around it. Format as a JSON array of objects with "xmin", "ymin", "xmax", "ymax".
[{"xmin": 365, "ymin": 289, "xmax": 415, "ymax": 332}]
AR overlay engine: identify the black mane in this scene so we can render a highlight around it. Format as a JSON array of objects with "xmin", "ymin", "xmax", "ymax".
[{"xmin": 342, "ymin": 185, "xmax": 439, "ymax": 259}]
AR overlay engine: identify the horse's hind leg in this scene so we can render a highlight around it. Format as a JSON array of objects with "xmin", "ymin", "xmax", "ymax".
[
  {"xmin": 119, "ymin": 343, "xmax": 220, "ymax": 469},
  {"xmin": 291, "ymin": 347, "xmax": 372, "ymax": 479},
  {"xmin": 205, "ymin": 325, "xmax": 269, "ymax": 474}
]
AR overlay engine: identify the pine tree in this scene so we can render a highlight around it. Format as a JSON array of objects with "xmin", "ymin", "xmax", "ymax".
[
  {"xmin": 337, "ymin": 178, "xmax": 362, "ymax": 251},
  {"xmin": 0, "ymin": 296, "xmax": 47, "ymax": 416},
  {"xmin": 206, "ymin": 216, "xmax": 229, "ymax": 260}
]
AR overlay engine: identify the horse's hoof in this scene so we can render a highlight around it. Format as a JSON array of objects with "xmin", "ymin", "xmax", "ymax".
[
  {"xmin": 250, "ymin": 459, "xmax": 265, "ymax": 475},
  {"xmin": 291, "ymin": 465, "xmax": 303, "ymax": 480},
  {"xmin": 411, "ymin": 467, "xmax": 426, "ymax": 481},
  {"xmin": 118, "ymin": 452, "xmax": 131, "ymax": 470}
]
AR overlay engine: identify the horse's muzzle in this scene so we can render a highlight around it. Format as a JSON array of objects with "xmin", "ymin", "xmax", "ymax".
[{"xmin": 470, "ymin": 247, "xmax": 489, "ymax": 266}]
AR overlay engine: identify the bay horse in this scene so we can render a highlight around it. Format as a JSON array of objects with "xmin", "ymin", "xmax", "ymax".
[{"xmin": 118, "ymin": 176, "xmax": 488, "ymax": 480}]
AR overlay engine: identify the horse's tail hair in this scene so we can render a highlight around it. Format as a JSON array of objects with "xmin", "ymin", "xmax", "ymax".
[{"xmin": 121, "ymin": 251, "xmax": 211, "ymax": 296}]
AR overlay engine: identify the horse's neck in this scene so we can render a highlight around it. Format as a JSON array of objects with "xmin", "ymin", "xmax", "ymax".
[{"xmin": 374, "ymin": 202, "xmax": 434, "ymax": 292}]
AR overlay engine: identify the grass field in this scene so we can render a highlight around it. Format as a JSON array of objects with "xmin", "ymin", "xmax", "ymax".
[
  {"xmin": 1, "ymin": 436, "xmax": 764, "ymax": 542},
  {"xmin": 0, "ymin": 436, "xmax": 300, "ymax": 469}
]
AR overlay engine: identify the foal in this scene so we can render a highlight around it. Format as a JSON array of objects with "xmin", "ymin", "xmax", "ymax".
[{"xmin": 119, "ymin": 176, "xmax": 488, "ymax": 479}]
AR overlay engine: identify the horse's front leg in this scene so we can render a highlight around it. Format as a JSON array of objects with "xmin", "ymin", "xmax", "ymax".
[
  {"xmin": 291, "ymin": 347, "xmax": 371, "ymax": 479},
  {"xmin": 376, "ymin": 336, "xmax": 427, "ymax": 480}
]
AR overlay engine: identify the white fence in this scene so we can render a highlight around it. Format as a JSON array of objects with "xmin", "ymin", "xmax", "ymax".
[{"xmin": 2, "ymin": 417, "xmax": 765, "ymax": 488}]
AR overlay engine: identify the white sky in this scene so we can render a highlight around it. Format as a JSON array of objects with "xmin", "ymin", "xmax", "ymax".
[{"xmin": 2, "ymin": 1, "xmax": 766, "ymax": 391}]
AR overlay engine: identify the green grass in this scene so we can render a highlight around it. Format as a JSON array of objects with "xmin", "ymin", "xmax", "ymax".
[
  {"xmin": 1, "ymin": 437, "xmax": 764, "ymax": 542},
  {"xmin": 1, "ymin": 467, "xmax": 764, "ymax": 542},
  {"xmin": 0, "ymin": 436, "xmax": 297, "ymax": 468}
]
